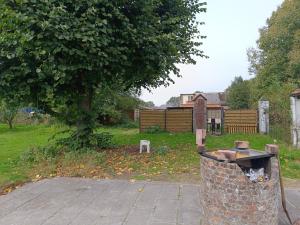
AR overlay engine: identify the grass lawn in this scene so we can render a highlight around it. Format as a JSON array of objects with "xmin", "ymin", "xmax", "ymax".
[
  {"xmin": 0, "ymin": 124, "xmax": 64, "ymax": 186},
  {"xmin": 1, "ymin": 124, "xmax": 300, "ymax": 192}
]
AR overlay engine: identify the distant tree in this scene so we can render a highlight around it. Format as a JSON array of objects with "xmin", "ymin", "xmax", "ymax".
[
  {"xmin": 0, "ymin": 0, "xmax": 207, "ymax": 149},
  {"xmin": 166, "ymin": 96, "xmax": 180, "ymax": 107},
  {"xmin": 141, "ymin": 101, "xmax": 155, "ymax": 108},
  {"xmin": 226, "ymin": 76, "xmax": 251, "ymax": 109},
  {"xmin": 94, "ymin": 87, "xmax": 139, "ymax": 124},
  {"xmin": 0, "ymin": 100, "xmax": 19, "ymax": 129}
]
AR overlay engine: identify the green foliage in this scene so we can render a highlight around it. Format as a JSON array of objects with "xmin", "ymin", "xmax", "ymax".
[
  {"xmin": 20, "ymin": 145, "xmax": 107, "ymax": 169},
  {"xmin": 166, "ymin": 96, "xmax": 180, "ymax": 107},
  {"xmin": 20, "ymin": 146, "xmax": 60, "ymax": 163},
  {"xmin": 226, "ymin": 76, "xmax": 251, "ymax": 109},
  {"xmin": 260, "ymin": 82, "xmax": 294, "ymax": 143},
  {"xmin": 56, "ymin": 131, "xmax": 115, "ymax": 151},
  {"xmin": 155, "ymin": 146, "xmax": 169, "ymax": 155},
  {"xmin": 144, "ymin": 125, "xmax": 165, "ymax": 134},
  {"xmin": 116, "ymin": 121, "xmax": 139, "ymax": 129},
  {"xmin": 245, "ymin": 0, "xmax": 299, "ymax": 143},
  {"xmin": 94, "ymin": 87, "xmax": 139, "ymax": 124},
  {"xmin": 0, "ymin": 100, "xmax": 20, "ymax": 129},
  {"xmin": 0, "ymin": 0, "xmax": 206, "ymax": 149},
  {"xmin": 247, "ymin": 0, "xmax": 300, "ymax": 98},
  {"xmin": 140, "ymin": 101, "xmax": 155, "ymax": 108}
]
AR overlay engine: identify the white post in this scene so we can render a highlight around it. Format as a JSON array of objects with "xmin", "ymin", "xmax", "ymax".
[
  {"xmin": 258, "ymin": 100, "xmax": 269, "ymax": 134},
  {"xmin": 291, "ymin": 96, "xmax": 300, "ymax": 149}
]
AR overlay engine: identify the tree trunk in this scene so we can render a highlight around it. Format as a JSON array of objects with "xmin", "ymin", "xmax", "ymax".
[
  {"xmin": 8, "ymin": 120, "xmax": 13, "ymax": 129},
  {"xmin": 76, "ymin": 94, "xmax": 93, "ymax": 131},
  {"xmin": 75, "ymin": 87, "xmax": 95, "ymax": 148}
]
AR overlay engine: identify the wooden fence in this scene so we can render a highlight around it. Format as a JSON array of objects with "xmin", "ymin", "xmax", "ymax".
[
  {"xmin": 140, "ymin": 108, "xmax": 193, "ymax": 132},
  {"xmin": 224, "ymin": 110, "xmax": 258, "ymax": 134}
]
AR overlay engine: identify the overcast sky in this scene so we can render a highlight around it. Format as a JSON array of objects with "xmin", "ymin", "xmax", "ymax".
[{"xmin": 140, "ymin": 0, "xmax": 284, "ymax": 106}]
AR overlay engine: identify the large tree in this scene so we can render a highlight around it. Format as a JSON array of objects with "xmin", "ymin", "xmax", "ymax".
[
  {"xmin": 0, "ymin": 0, "xmax": 206, "ymax": 148},
  {"xmin": 247, "ymin": 0, "xmax": 300, "ymax": 100},
  {"xmin": 246, "ymin": 0, "xmax": 299, "ymax": 140}
]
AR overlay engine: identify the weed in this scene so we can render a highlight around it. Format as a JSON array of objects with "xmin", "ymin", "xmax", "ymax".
[{"xmin": 155, "ymin": 146, "xmax": 169, "ymax": 155}]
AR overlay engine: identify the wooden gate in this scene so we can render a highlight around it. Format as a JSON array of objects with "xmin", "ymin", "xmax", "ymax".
[{"xmin": 224, "ymin": 110, "xmax": 258, "ymax": 134}]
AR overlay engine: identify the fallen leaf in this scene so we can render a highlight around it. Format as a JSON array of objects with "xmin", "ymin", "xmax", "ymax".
[{"xmin": 5, "ymin": 187, "xmax": 12, "ymax": 193}]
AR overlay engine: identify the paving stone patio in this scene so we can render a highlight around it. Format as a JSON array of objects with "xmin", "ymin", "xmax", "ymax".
[{"xmin": 0, "ymin": 177, "xmax": 299, "ymax": 225}]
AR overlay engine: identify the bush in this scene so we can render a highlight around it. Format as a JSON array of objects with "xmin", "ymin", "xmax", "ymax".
[
  {"xmin": 155, "ymin": 146, "xmax": 169, "ymax": 155},
  {"xmin": 20, "ymin": 131, "xmax": 114, "ymax": 166},
  {"xmin": 20, "ymin": 146, "xmax": 60, "ymax": 164},
  {"xmin": 56, "ymin": 131, "xmax": 116, "ymax": 151},
  {"xmin": 20, "ymin": 148, "xmax": 39, "ymax": 163},
  {"xmin": 92, "ymin": 132, "xmax": 116, "ymax": 149},
  {"xmin": 144, "ymin": 125, "xmax": 165, "ymax": 134}
]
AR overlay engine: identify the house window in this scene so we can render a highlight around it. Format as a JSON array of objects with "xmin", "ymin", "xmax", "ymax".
[{"xmin": 188, "ymin": 95, "xmax": 193, "ymax": 101}]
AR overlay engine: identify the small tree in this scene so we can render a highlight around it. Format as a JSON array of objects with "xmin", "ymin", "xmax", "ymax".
[
  {"xmin": 0, "ymin": 0, "xmax": 206, "ymax": 149},
  {"xmin": 0, "ymin": 100, "xmax": 19, "ymax": 129}
]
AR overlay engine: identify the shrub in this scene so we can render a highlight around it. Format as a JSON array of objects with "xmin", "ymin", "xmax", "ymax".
[
  {"xmin": 155, "ymin": 146, "xmax": 169, "ymax": 155},
  {"xmin": 20, "ymin": 148, "xmax": 39, "ymax": 163},
  {"xmin": 20, "ymin": 131, "xmax": 114, "ymax": 165},
  {"xmin": 56, "ymin": 131, "xmax": 116, "ymax": 151},
  {"xmin": 20, "ymin": 145, "xmax": 61, "ymax": 163}
]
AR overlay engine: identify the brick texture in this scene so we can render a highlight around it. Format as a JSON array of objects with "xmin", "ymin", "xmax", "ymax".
[
  {"xmin": 193, "ymin": 96, "xmax": 207, "ymax": 131},
  {"xmin": 200, "ymin": 156, "xmax": 280, "ymax": 225}
]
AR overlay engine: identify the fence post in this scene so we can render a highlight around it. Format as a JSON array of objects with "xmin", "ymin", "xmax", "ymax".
[
  {"xmin": 290, "ymin": 89, "xmax": 300, "ymax": 149},
  {"xmin": 164, "ymin": 109, "xmax": 167, "ymax": 131},
  {"xmin": 258, "ymin": 100, "xmax": 269, "ymax": 134}
]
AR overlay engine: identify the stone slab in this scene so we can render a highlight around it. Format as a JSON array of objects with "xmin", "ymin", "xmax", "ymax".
[{"xmin": 0, "ymin": 177, "xmax": 298, "ymax": 225}]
